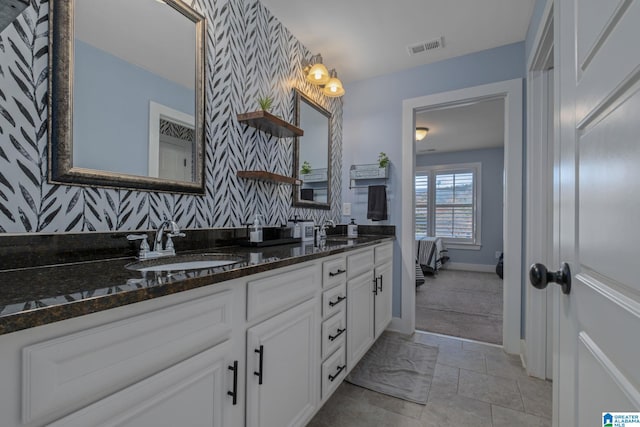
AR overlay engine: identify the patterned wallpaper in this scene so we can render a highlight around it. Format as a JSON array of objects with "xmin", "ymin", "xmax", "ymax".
[{"xmin": 0, "ymin": 0, "xmax": 342, "ymax": 233}]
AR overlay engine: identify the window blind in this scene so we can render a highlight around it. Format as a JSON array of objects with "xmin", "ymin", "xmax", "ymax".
[
  {"xmin": 415, "ymin": 174, "xmax": 429, "ymax": 238},
  {"xmin": 415, "ymin": 166, "xmax": 478, "ymax": 244}
]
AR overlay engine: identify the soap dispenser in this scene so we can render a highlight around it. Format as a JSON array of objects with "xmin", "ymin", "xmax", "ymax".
[
  {"xmin": 347, "ymin": 218, "xmax": 358, "ymax": 238},
  {"xmin": 290, "ymin": 215, "xmax": 301, "ymax": 239},
  {"xmin": 250, "ymin": 214, "xmax": 263, "ymax": 243}
]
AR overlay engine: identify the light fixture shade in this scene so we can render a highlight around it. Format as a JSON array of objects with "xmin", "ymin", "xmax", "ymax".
[
  {"xmin": 306, "ymin": 54, "xmax": 330, "ymax": 85},
  {"xmin": 323, "ymin": 69, "xmax": 345, "ymax": 97},
  {"xmin": 415, "ymin": 127, "xmax": 429, "ymax": 141}
]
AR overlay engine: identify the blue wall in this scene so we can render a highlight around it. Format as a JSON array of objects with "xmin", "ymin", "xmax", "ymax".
[
  {"xmin": 73, "ymin": 40, "xmax": 194, "ymax": 176},
  {"xmin": 342, "ymin": 42, "xmax": 526, "ymax": 317},
  {"xmin": 415, "ymin": 147, "xmax": 504, "ymax": 266}
]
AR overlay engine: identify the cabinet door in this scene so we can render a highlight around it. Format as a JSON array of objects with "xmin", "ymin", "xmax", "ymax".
[
  {"xmin": 374, "ymin": 261, "xmax": 393, "ymax": 339},
  {"xmin": 48, "ymin": 340, "xmax": 235, "ymax": 427},
  {"xmin": 246, "ymin": 298, "xmax": 318, "ymax": 427},
  {"xmin": 346, "ymin": 271, "xmax": 375, "ymax": 369}
]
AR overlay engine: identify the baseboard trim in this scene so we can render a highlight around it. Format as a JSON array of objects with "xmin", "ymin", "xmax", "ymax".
[
  {"xmin": 387, "ymin": 316, "xmax": 411, "ymax": 335},
  {"xmin": 443, "ymin": 262, "xmax": 496, "ymax": 273},
  {"xmin": 520, "ymin": 339, "xmax": 527, "ymax": 368}
]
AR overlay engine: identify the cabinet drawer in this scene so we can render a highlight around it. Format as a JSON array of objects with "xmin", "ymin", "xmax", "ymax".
[
  {"xmin": 347, "ymin": 249, "xmax": 374, "ymax": 279},
  {"xmin": 247, "ymin": 264, "xmax": 319, "ymax": 322},
  {"xmin": 322, "ymin": 257, "xmax": 347, "ymax": 288},
  {"xmin": 322, "ymin": 282, "xmax": 347, "ymax": 318},
  {"xmin": 321, "ymin": 311, "xmax": 346, "ymax": 360},
  {"xmin": 374, "ymin": 242, "xmax": 393, "ymax": 264},
  {"xmin": 22, "ymin": 290, "xmax": 234, "ymax": 424},
  {"xmin": 321, "ymin": 347, "xmax": 347, "ymax": 400}
]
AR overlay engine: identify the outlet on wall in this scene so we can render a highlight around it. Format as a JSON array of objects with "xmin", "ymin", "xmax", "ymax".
[{"xmin": 342, "ymin": 202, "xmax": 352, "ymax": 216}]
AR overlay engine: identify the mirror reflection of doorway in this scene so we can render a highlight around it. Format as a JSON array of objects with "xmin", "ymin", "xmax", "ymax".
[
  {"xmin": 148, "ymin": 101, "xmax": 195, "ymax": 182},
  {"xmin": 159, "ymin": 134, "xmax": 193, "ymax": 182}
]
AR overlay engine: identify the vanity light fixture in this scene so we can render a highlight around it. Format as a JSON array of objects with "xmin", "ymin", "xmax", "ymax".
[
  {"xmin": 304, "ymin": 54, "xmax": 330, "ymax": 86},
  {"xmin": 322, "ymin": 69, "xmax": 345, "ymax": 98},
  {"xmin": 302, "ymin": 54, "xmax": 345, "ymax": 97},
  {"xmin": 415, "ymin": 127, "xmax": 429, "ymax": 141}
]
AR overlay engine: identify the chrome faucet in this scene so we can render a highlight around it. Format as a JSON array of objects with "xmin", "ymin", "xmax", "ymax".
[
  {"xmin": 153, "ymin": 219, "xmax": 184, "ymax": 253},
  {"xmin": 127, "ymin": 220, "xmax": 185, "ymax": 260},
  {"xmin": 316, "ymin": 219, "xmax": 336, "ymax": 246}
]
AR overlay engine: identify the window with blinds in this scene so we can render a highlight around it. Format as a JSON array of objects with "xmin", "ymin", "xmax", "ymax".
[
  {"xmin": 415, "ymin": 163, "xmax": 480, "ymax": 245},
  {"xmin": 415, "ymin": 174, "xmax": 429, "ymax": 238}
]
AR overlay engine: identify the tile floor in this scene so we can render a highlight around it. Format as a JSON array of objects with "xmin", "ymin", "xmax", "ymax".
[
  {"xmin": 416, "ymin": 270, "xmax": 503, "ymax": 344},
  {"xmin": 307, "ymin": 331, "xmax": 552, "ymax": 427}
]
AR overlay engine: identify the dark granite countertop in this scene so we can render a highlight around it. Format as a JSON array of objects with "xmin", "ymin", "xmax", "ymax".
[{"xmin": 0, "ymin": 234, "xmax": 394, "ymax": 336}]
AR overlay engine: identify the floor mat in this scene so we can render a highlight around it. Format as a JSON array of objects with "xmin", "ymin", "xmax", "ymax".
[{"xmin": 345, "ymin": 332, "xmax": 438, "ymax": 404}]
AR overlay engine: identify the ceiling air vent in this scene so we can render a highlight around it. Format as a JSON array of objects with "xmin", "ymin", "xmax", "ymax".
[{"xmin": 407, "ymin": 37, "xmax": 444, "ymax": 56}]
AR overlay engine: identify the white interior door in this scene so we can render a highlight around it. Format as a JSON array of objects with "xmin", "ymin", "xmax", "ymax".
[
  {"xmin": 551, "ymin": 1, "xmax": 640, "ymax": 426},
  {"xmin": 159, "ymin": 137, "xmax": 193, "ymax": 182}
]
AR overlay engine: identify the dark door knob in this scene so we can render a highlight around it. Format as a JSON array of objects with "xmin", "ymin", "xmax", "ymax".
[{"xmin": 529, "ymin": 262, "xmax": 571, "ymax": 295}]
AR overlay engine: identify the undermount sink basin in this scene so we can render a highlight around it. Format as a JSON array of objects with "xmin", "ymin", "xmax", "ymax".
[
  {"xmin": 325, "ymin": 237, "xmax": 356, "ymax": 245},
  {"xmin": 126, "ymin": 254, "xmax": 244, "ymax": 272}
]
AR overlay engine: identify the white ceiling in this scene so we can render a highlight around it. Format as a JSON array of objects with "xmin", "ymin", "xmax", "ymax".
[
  {"xmin": 415, "ymin": 98, "xmax": 504, "ymax": 154},
  {"xmin": 260, "ymin": 0, "xmax": 536, "ymax": 83},
  {"xmin": 75, "ymin": 0, "xmax": 196, "ymax": 89}
]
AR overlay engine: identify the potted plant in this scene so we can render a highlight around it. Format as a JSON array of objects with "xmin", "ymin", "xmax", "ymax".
[
  {"xmin": 257, "ymin": 95, "xmax": 273, "ymax": 112},
  {"xmin": 378, "ymin": 152, "xmax": 390, "ymax": 168},
  {"xmin": 301, "ymin": 161, "xmax": 312, "ymax": 174}
]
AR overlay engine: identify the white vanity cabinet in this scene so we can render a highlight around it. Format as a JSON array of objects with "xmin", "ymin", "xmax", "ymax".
[
  {"xmin": 0, "ymin": 240, "xmax": 393, "ymax": 427},
  {"xmin": 246, "ymin": 298, "xmax": 319, "ymax": 427},
  {"xmin": 373, "ymin": 243, "xmax": 394, "ymax": 339},
  {"xmin": 0, "ymin": 280, "xmax": 246, "ymax": 427},
  {"xmin": 346, "ymin": 269, "xmax": 376, "ymax": 368},
  {"xmin": 48, "ymin": 339, "xmax": 235, "ymax": 427},
  {"xmin": 346, "ymin": 243, "xmax": 394, "ymax": 369},
  {"xmin": 244, "ymin": 263, "xmax": 320, "ymax": 427},
  {"xmin": 319, "ymin": 255, "xmax": 348, "ymax": 402}
]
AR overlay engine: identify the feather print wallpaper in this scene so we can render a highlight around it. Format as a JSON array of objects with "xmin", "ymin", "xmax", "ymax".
[{"xmin": 0, "ymin": 0, "xmax": 342, "ymax": 233}]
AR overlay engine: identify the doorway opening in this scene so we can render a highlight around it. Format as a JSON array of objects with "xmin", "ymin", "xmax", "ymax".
[
  {"xmin": 398, "ymin": 79, "xmax": 523, "ymax": 355},
  {"xmin": 414, "ymin": 99, "xmax": 505, "ymax": 345}
]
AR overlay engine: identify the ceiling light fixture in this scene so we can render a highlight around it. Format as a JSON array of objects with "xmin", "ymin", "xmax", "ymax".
[
  {"xmin": 322, "ymin": 69, "xmax": 345, "ymax": 98},
  {"xmin": 303, "ymin": 54, "xmax": 330, "ymax": 86},
  {"xmin": 415, "ymin": 127, "xmax": 429, "ymax": 141}
]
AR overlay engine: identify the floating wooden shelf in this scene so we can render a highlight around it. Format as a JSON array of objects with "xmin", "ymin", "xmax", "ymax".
[
  {"xmin": 237, "ymin": 110, "xmax": 304, "ymax": 138},
  {"xmin": 237, "ymin": 171, "xmax": 302, "ymax": 185}
]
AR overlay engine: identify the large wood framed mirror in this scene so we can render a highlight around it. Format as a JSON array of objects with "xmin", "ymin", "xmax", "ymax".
[
  {"xmin": 48, "ymin": 0, "xmax": 206, "ymax": 194},
  {"xmin": 292, "ymin": 89, "xmax": 331, "ymax": 210}
]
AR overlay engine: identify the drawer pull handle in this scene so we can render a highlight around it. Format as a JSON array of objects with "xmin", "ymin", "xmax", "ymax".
[
  {"xmin": 329, "ymin": 269, "xmax": 346, "ymax": 277},
  {"xmin": 328, "ymin": 364, "xmax": 346, "ymax": 382},
  {"xmin": 328, "ymin": 295, "xmax": 346, "ymax": 307},
  {"xmin": 254, "ymin": 345, "xmax": 264, "ymax": 385},
  {"xmin": 373, "ymin": 277, "xmax": 379, "ymax": 295},
  {"xmin": 328, "ymin": 327, "xmax": 346, "ymax": 341},
  {"xmin": 377, "ymin": 274, "xmax": 383, "ymax": 292},
  {"xmin": 227, "ymin": 361, "xmax": 238, "ymax": 405}
]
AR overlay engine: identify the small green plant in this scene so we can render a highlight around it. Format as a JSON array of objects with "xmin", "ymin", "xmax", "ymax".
[
  {"xmin": 301, "ymin": 161, "xmax": 312, "ymax": 174},
  {"xmin": 257, "ymin": 95, "xmax": 273, "ymax": 111},
  {"xmin": 378, "ymin": 152, "xmax": 390, "ymax": 168}
]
